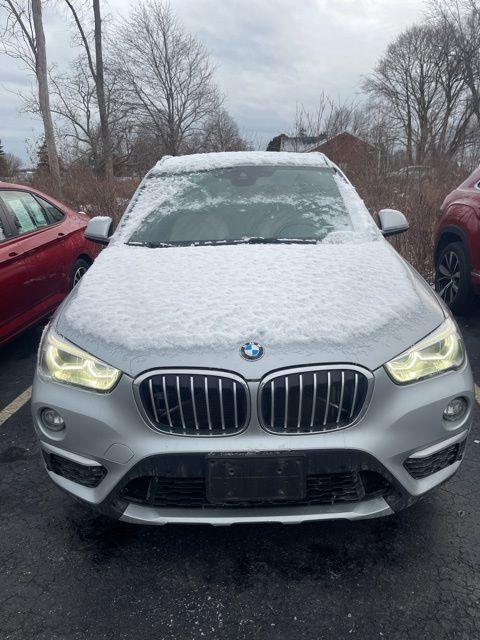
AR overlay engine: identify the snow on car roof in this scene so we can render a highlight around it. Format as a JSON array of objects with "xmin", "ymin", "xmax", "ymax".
[{"xmin": 149, "ymin": 151, "xmax": 332, "ymax": 176}]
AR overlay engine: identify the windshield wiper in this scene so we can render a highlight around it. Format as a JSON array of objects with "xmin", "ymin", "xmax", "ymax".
[
  {"xmin": 232, "ymin": 237, "xmax": 318, "ymax": 245},
  {"xmin": 126, "ymin": 237, "xmax": 320, "ymax": 248},
  {"xmin": 126, "ymin": 240, "xmax": 175, "ymax": 248}
]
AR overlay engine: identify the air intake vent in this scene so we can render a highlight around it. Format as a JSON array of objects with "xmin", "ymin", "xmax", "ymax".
[
  {"xmin": 137, "ymin": 371, "xmax": 249, "ymax": 436},
  {"xmin": 259, "ymin": 367, "xmax": 370, "ymax": 434}
]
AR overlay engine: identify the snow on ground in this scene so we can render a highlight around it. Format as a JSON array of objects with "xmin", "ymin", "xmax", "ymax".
[{"xmin": 65, "ymin": 241, "xmax": 421, "ymax": 353}]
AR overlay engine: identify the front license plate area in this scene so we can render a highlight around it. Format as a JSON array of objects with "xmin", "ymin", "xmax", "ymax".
[{"xmin": 206, "ymin": 454, "xmax": 306, "ymax": 504}]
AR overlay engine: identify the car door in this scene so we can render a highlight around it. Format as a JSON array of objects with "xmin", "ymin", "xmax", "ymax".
[
  {"xmin": 0, "ymin": 200, "xmax": 31, "ymax": 340},
  {"xmin": 0, "ymin": 189, "xmax": 70, "ymax": 318}
]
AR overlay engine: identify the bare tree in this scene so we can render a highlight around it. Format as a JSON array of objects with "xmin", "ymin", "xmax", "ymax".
[
  {"xmin": 47, "ymin": 60, "xmax": 132, "ymax": 173},
  {"xmin": 114, "ymin": 0, "xmax": 220, "ymax": 156},
  {"xmin": 0, "ymin": 0, "xmax": 61, "ymax": 190},
  {"xmin": 292, "ymin": 93, "xmax": 370, "ymax": 142},
  {"xmin": 196, "ymin": 108, "xmax": 249, "ymax": 152},
  {"xmin": 63, "ymin": 0, "xmax": 114, "ymax": 179},
  {"xmin": 364, "ymin": 21, "xmax": 475, "ymax": 165},
  {"xmin": 431, "ymin": 0, "xmax": 480, "ymax": 127}
]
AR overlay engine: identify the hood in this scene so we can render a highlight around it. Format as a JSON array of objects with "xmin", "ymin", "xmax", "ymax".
[{"xmin": 56, "ymin": 241, "xmax": 444, "ymax": 378}]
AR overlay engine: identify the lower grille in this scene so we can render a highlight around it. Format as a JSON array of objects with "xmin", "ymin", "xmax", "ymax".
[
  {"xmin": 259, "ymin": 367, "xmax": 370, "ymax": 434},
  {"xmin": 119, "ymin": 469, "xmax": 389, "ymax": 509},
  {"xmin": 404, "ymin": 440, "xmax": 466, "ymax": 479},
  {"xmin": 137, "ymin": 371, "xmax": 249, "ymax": 436},
  {"xmin": 42, "ymin": 451, "xmax": 107, "ymax": 487}
]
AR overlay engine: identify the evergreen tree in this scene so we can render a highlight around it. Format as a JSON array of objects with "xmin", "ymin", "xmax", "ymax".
[
  {"xmin": 36, "ymin": 139, "xmax": 50, "ymax": 174},
  {"xmin": 0, "ymin": 139, "xmax": 6, "ymax": 176}
]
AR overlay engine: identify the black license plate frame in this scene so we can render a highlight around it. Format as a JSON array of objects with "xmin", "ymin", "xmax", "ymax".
[{"xmin": 206, "ymin": 453, "xmax": 306, "ymax": 504}]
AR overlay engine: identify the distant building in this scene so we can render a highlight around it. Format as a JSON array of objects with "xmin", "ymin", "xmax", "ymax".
[
  {"xmin": 266, "ymin": 131, "xmax": 377, "ymax": 177},
  {"xmin": 266, "ymin": 133, "xmax": 327, "ymax": 153},
  {"xmin": 308, "ymin": 132, "xmax": 377, "ymax": 175}
]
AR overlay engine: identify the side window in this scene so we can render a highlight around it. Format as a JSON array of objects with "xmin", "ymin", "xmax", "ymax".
[
  {"xmin": 0, "ymin": 191, "xmax": 49, "ymax": 235},
  {"xmin": 35, "ymin": 195, "xmax": 65, "ymax": 222},
  {"xmin": 0, "ymin": 215, "xmax": 6, "ymax": 242}
]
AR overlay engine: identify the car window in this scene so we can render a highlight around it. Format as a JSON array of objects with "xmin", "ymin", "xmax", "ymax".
[
  {"xmin": 128, "ymin": 166, "xmax": 359, "ymax": 246},
  {"xmin": 0, "ymin": 191, "xmax": 49, "ymax": 235},
  {"xmin": 0, "ymin": 215, "xmax": 6, "ymax": 242},
  {"xmin": 35, "ymin": 195, "xmax": 65, "ymax": 222}
]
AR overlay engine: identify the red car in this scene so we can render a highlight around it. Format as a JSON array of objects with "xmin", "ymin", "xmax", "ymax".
[
  {"xmin": 0, "ymin": 182, "xmax": 98, "ymax": 346},
  {"xmin": 434, "ymin": 166, "xmax": 480, "ymax": 313}
]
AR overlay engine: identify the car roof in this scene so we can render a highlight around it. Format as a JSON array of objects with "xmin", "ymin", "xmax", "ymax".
[{"xmin": 148, "ymin": 150, "xmax": 336, "ymax": 178}]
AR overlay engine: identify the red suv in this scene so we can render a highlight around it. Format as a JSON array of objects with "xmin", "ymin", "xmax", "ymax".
[
  {"xmin": 434, "ymin": 166, "xmax": 480, "ymax": 313},
  {"xmin": 0, "ymin": 182, "xmax": 98, "ymax": 346}
]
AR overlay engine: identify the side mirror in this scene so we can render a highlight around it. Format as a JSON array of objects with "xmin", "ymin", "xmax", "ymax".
[
  {"xmin": 378, "ymin": 209, "xmax": 409, "ymax": 237},
  {"xmin": 84, "ymin": 216, "xmax": 113, "ymax": 245}
]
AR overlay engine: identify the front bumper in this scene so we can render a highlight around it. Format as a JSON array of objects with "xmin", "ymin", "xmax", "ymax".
[{"xmin": 32, "ymin": 362, "xmax": 474, "ymax": 524}]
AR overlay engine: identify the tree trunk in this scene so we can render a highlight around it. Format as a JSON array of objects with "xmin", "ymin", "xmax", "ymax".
[
  {"xmin": 31, "ymin": 0, "xmax": 62, "ymax": 193},
  {"xmin": 93, "ymin": 0, "xmax": 114, "ymax": 180}
]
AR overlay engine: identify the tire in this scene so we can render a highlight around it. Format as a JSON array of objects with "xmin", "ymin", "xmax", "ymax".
[
  {"xmin": 70, "ymin": 258, "xmax": 91, "ymax": 289},
  {"xmin": 435, "ymin": 241, "xmax": 473, "ymax": 314}
]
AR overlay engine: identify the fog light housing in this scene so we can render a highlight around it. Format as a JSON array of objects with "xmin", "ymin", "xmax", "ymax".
[
  {"xmin": 41, "ymin": 408, "xmax": 65, "ymax": 431},
  {"xmin": 443, "ymin": 397, "xmax": 467, "ymax": 422}
]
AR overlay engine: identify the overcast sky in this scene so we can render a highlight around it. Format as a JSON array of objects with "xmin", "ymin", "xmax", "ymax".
[{"xmin": 0, "ymin": 0, "xmax": 426, "ymax": 165}]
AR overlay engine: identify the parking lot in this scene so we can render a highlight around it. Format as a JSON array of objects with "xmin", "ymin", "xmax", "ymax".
[{"xmin": 1, "ymin": 312, "xmax": 479, "ymax": 640}]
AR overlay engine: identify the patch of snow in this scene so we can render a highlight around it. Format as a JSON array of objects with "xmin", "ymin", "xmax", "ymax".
[
  {"xmin": 334, "ymin": 176, "xmax": 380, "ymax": 239},
  {"xmin": 150, "ymin": 151, "xmax": 330, "ymax": 176},
  {"xmin": 65, "ymin": 240, "xmax": 420, "ymax": 353}
]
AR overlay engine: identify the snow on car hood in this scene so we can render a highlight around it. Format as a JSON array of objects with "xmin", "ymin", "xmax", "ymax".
[{"xmin": 58, "ymin": 240, "xmax": 444, "ymax": 377}]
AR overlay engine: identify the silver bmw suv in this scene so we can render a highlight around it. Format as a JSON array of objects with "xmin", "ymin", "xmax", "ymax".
[{"xmin": 32, "ymin": 152, "xmax": 474, "ymax": 525}]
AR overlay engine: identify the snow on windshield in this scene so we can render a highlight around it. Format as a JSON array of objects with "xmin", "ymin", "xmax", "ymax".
[{"xmin": 112, "ymin": 152, "xmax": 380, "ymax": 245}]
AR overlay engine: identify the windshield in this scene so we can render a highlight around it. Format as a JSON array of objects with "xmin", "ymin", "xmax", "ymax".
[{"xmin": 127, "ymin": 165, "xmax": 371, "ymax": 247}]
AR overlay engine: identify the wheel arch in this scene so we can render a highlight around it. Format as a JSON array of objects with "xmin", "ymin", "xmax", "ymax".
[
  {"xmin": 434, "ymin": 225, "xmax": 470, "ymax": 268},
  {"xmin": 75, "ymin": 253, "xmax": 93, "ymax": 267}
]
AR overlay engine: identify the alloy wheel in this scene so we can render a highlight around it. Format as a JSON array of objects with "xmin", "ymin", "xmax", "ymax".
[
  {"xmin": 437, "ymin": 250, "xmax": 460, "ymax": 305},
  {"xmin": 73, "ymin": 266, "xmax": 87, "ymax": 286}
]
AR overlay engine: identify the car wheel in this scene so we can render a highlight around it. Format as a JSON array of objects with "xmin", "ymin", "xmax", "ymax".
[
  {"xmin": 71, "ymin": 258, "xmax": 91, "ymax": 289},
  {"xmin": 435, "ymin": 242, "xmax": 472, "ymax": 313}
]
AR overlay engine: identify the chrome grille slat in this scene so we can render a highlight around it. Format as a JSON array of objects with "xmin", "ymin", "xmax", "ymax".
[
  {"xmin": 323, "ymin": 372, "xmax": 331, "ymax": 427},
  {"xmin": 219, "ymin": 378, "xmax": 225, "ymax": 432},
  {"xmin": 284, "ymin": 376, "xmax": 289, "ymax": 431},
  {"xmin": 139, "ymin": 371, "xmax": 248, "ymax": 436},
  {"xmin": 162, "ymin": 376, "xmax": 173, "ymax": 429},
  {"xmin": 297, "ymin": 374, "xmax": 303, "ymax": 432},
  {"xmin": 204, "ymin": 377, "xmax": 212, "ymax": 432},
  {"xmin": 260, "ymin": 367, "xmax": 369, "ymax": 435},
  {"xmin": 271, "ymin": 380, "xmax": 275, "ymax": 428},
  {"xmin": 176, "ymin": 376, "xmax": 186, "ymax": 432},
  {"xmin": 233, "ymin": 381, "xmax": 238, "ymax": 430},
  {"xmin": 350, "ymin": 373, "xmax": 358, "ymax": 419},
  {"xmin": 309, "ymin": 373, "xmax": 317, "ymax": 431},
  {"xmin": 336, "ymin": 371, "xmax": 345, "ymax": 424},
  {"xmin": 149, "ymin": 379, "xmax": 159, "ymax": 423},
  {"xmin": 190, "ymin": 376, "xmax": 199, "ymax": 432}
]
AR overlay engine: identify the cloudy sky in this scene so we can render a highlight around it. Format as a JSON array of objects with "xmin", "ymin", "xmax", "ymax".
[{"xmin": 0, "ymin": 0, "xmax": 426, "ymax": 164}]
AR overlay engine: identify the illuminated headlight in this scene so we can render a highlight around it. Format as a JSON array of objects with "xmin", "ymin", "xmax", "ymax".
[
  {"xmin": 385, "ymin": 318, "xmax": 464, "ymax": 384},
  {"xmin": 38, "ymin": 330, "xmax": 121, "ymax": 392}
]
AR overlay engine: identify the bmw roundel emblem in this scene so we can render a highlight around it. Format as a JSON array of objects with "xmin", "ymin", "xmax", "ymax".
[{"xmin": 240, "ymin": 341, "xmax": 265, "ymax": 361}]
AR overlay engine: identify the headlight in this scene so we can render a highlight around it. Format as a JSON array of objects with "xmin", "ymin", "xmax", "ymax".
[
  {"xmin": 385, "ymin": 318, "xmax": 464, "ymax": 384},
  {"xmin": 38, "ymin": 330, "xmax": 121, "ymax": 392}
]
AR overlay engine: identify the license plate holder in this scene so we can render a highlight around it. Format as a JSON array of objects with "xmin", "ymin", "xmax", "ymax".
[{"xmin": 206, "ymin": 454, "xmax": 306, "ymax": 504}]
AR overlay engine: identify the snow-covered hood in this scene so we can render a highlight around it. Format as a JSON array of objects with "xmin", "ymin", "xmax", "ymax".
[{"xmin": 56, "ymin": 240, "xmax": 444, "ymax": 378}]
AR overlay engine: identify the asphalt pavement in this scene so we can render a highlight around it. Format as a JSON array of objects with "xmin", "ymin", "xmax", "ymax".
[{"xmin": 1, "ymin": 312, "xmax": 479, "ymax": 640}]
